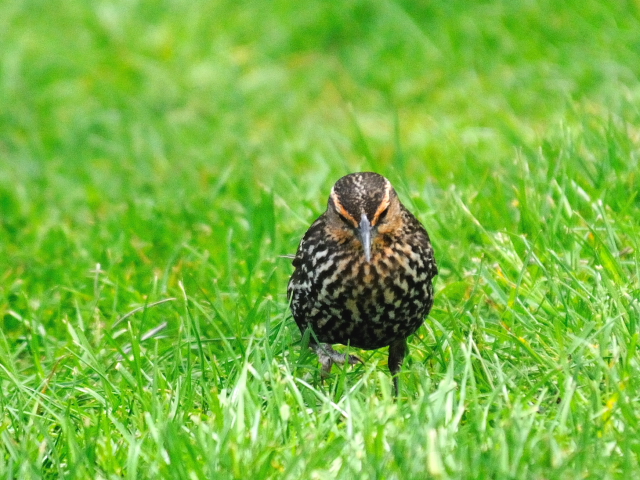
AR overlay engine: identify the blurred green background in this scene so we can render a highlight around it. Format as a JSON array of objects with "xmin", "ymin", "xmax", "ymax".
[
  {"xmin": 2, "ymin": 0, "xmax": 638, "ymax": 318},
  {"xmin": 1, "ymin": 0, "xmax": 640, "ymax": 478}
]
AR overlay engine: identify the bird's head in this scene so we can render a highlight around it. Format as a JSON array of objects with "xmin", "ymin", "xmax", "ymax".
[{"xmin": 326, "ymin": 172, "xmax": 402, "ymax": 263}]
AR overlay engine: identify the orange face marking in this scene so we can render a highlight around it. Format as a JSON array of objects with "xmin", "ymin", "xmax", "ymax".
[
  {"xmin": 326, "ymin": 225, "xmax": 358, "ymax": 244},
  {"xmin": 375, "ymin": 187, "xmax": 402, "ymax": 233},
  {"xmin": 371, "ymin": 184, "xmax": 391, "ymax": 226},
  {"xmin": 330, "ymin": 189, "xmax": 359, "ymax": 227}
]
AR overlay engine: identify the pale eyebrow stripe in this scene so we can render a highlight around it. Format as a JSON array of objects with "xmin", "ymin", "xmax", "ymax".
[
  {"xmin": 372, "ymin": 182, "xmax": 391, "ymax": 226},
  {"xmin": 330, "ymin": 188, "xmax": 359, "ymax": 227}
]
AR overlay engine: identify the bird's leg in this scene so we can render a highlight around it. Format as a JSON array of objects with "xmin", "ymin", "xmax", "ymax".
[
  {"xmin": 388, "ymin": 338, "xmax": 407, "ymax": 397},
  {"xmin": 311, "ymin": 343, "xmax": 363, "ymax": 379}
]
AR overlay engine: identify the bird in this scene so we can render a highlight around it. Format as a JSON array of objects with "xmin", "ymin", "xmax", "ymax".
[{"xmin": 287, "ymin": 172, "xmax": 438, "ymax": 395}]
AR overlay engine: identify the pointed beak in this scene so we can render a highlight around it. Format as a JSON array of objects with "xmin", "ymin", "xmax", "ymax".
[{"xmin": 359, "ymin": 213, "xmax": 372, "ymax": 263}]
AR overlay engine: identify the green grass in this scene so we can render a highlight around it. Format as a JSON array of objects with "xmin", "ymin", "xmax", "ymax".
[{"xmin": 1, "ymin": 0, "xmax": 640, "ymax": 478}]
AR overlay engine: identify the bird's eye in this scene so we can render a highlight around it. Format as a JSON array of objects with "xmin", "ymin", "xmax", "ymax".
[
  {"xmin": 338, "ymin": 213, "xmax": 353, "ymax": 226},
  {"xmin": 377, "ymin": 208, "xmax": 389, "ymax": 223}
]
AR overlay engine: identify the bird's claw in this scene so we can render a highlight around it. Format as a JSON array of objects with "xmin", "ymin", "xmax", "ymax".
[
  {"xmin": 312, "ymin": 343, "xmax": 363, "ymax": 378},
  {"xmin": 347, "ymin": 354, "xmax": 363, "ymax": 365}
]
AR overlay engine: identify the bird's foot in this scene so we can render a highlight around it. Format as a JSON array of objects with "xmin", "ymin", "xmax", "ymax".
[{"xmin": 311, "ymin": 343, "xmax": 363, "ymax": 378}]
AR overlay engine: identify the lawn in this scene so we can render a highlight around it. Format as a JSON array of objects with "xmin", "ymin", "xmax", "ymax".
[{"xmin": 1, "ymin": 0, "xmax": 640, "ymax": 478}]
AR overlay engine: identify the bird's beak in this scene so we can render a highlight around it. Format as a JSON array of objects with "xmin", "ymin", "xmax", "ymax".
[{"xmin": 359, "ymin": 213, "xmax": 372, "ymax": 263}]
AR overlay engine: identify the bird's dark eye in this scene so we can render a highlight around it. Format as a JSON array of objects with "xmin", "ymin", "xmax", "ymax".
[
  {"xmin": 337, "ymin": 211, "xmax": 355, "ymax": 227},
  {"xmin": 377, "ymin": 208, "xmax": 389, "ymax": 223}
]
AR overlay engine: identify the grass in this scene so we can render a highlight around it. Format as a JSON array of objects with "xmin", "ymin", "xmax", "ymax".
[{"xmin": 1, "ymin": 0, "xmax": 640, "ymax": 478}]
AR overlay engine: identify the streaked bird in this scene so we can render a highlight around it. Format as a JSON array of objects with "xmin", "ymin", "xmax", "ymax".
[{"xmin": 287, "ymin": 172, "xmax": 437, "ymax": 395}]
